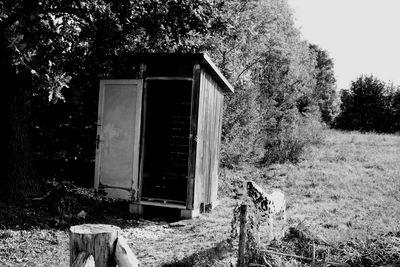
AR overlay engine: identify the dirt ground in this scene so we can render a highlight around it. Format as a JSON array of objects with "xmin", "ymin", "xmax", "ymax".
[{"xmin": 0, "ymin": 197, "xmax": 238, "ymax": 267}]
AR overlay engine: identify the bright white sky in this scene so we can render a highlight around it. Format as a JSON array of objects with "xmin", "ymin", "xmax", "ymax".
[{"xmin": 287, "ymin": 0, "xmax": 400, "ymax": 89}]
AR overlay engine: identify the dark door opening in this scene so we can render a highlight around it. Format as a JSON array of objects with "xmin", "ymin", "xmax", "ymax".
[{"xmin": 141, "ymin": 80, "xmax": 192, "ymax": 204}]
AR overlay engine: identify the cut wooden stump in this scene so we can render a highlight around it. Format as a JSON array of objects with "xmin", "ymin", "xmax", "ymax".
[
  {"xmin": 71, "ymin": 251, "xmax": 95, "ymax": 267},
  {"xmin": 70, "ymin": 224, "xmax": 121, "ymax": 267},
  {"xmin": 115, "ymin": 236, "xmax": 139, "ymax": 267}
]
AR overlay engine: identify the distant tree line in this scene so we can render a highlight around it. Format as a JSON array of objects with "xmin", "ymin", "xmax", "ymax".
[
  {"xmin": 2, "ymin": 0, "xmax": 339, "ymax": 196},
  {"xmin": 335, "ymin": 75, "xmax": 400, "ymax": 133}
]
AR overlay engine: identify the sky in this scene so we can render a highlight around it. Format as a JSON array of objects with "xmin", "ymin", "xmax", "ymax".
[{"xmin": 287, "ymin": 0, "xmax": 400, "ymax": 89}]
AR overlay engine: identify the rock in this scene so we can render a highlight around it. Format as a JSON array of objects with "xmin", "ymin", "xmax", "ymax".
[{"xmin": 77, "ymin": 210, "xmax": 87, "ymax": 220}]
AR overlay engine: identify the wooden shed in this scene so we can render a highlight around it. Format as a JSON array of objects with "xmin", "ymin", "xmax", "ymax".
[{"xmin": 94, "ymin": 53, "xmax": 234, "ymax": 218}]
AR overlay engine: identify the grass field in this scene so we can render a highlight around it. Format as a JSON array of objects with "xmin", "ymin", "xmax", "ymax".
[
  {"xmin": 255, "ymin": 129, "xmax": 400, "ymax": 242},
  {"xmin": 0, "ymin": 130, "xmax": 399, "ymax": 266}
]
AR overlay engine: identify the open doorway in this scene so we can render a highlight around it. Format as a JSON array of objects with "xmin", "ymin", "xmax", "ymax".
[{"xmin": 141, "ymin": 80, "xmax": 192, "ymax": 204}]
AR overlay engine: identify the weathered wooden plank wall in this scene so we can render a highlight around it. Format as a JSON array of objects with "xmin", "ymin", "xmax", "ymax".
[{"xmin": 193, "ymin": 69, "xmax": 224, "ymax": 209}]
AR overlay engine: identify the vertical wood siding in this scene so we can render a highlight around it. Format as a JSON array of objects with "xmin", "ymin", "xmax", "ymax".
[
  {"xmin": 187, "ymin": 65, "xmax": 201, "ymax": 209},
  {"xmin": 193, "ymin": 69, "xmax": 224, "ymax": 209}
]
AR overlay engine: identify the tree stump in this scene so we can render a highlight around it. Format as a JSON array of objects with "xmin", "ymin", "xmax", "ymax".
[
  {"xmin": 70, "ymin": 224, "xmax": 121, "ymax": 267},
  {"xmin": 71, "ymin": 252, "xmax": 95, "ymax": 267}
]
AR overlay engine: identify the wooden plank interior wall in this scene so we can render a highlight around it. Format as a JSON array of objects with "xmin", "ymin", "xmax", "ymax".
[
  {"xmin": 187, "ymin": 64, "xmax": 201, "ymax": 210},
  {"xmin": 137, "ymin": 64, "xmax": 147, "ymax": 202},
  {"xmin": 193, "ymin": 69, "xmax": 224, "ymax": 209},
  {"xmin": 192, "ymin": 67, "xmax": 205, "ymax": 210}
]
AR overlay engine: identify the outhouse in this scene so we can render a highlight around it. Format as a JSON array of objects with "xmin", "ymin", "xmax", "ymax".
[{"xmin": 94, "ymin": 53, "xmax": 234, "ymax": 218}]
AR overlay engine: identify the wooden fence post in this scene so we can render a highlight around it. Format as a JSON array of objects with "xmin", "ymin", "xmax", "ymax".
[
  {"xmin": 312, "ymin": 242, "xmax": 316, "ymax": 267},
  {"xmin": 70, "ymin": 224, "xmax": 121, "ymax": 267},
  {"xmin": 237, "ymin": 203, "xmax": 248, "ymax": 267}
]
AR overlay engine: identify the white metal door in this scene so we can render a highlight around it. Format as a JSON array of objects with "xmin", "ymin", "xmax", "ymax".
[{"xmin": 94, "ymin": 79, "xmax": 143, "ymax": 200}]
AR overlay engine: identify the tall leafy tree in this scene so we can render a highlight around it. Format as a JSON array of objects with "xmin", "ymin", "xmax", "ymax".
[
  {"xmin": 381, "ymin": 84, "xmax": 400, "ymax": 132},
  {"xmin": 390, "ymin": 89, "xmax": 400, "ymax": 132},
  {"xmin": 308, "ymin": 44, "xmax": 338, "ymax": 125},
  {"xmin": 335, "ymin": 75, "xmax": 387, "ymax": 132},
  {"xmin": 210, "ymin": 0, "xmax": 319, "ymax": 165}
]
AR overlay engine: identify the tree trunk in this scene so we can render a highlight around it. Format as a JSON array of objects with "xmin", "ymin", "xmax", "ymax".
[
  {"xmin": 6, "ymin": 77, "xmax": 43, "ymax": 197},
  {"xmin": 1, "ymin": 25, "xmax": 43, "ymax": 199}
]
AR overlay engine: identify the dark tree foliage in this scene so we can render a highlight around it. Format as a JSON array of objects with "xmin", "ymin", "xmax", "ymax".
[
  {"xmin": 335, "ymin": 75, "xmax": 399, "ymax": 132},
  {"xmin": 1, "ymin": 0, "xmax": 226, "ymax": 196},
  {"xmin": 308, "ymin": 44, "xmax": 338, "ymax": 125},
  {"xmin": 29, "ymin": 0, "xmax": 226, "ymax": 186},
  {"xmin": 390, "ymin": 90, "xmax": 400, "ymax": 132}
]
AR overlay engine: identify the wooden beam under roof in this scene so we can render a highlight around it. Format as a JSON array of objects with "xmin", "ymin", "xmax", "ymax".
[{"xmin": 129, "ymin": 52, "xmax": 234, "ymax": 94}]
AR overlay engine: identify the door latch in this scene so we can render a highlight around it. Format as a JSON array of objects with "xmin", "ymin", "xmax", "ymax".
[{"xmin": 96, "ymin": 134, "xmax": 101, "ymax": 149}]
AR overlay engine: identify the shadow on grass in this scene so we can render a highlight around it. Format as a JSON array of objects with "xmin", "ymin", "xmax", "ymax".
[{"xmin": 161, "ymin": 239, "xmax": 235, "ymax": 267}]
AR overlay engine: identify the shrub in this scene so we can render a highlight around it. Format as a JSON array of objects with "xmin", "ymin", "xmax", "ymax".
[
  {"xmin": 220, "ymin": 82, "xmax": 262, "ymax": 168},
  {"xmin": 261, "ymin": 112, "xmax": 325, "ymax": 165},
  {"xmin": 220, "ymin": 121, "xmax": 263, "ymax": 168}
]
